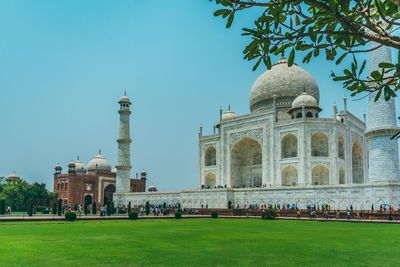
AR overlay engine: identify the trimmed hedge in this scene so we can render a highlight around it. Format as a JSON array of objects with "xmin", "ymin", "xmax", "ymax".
[
  {"xmin": 65, "ymin": 212, "xmax": 77, "ymax": 221},
  {"xmin": 128, "ymin": 211, "xmax": 138, "ymax": 220},
  {"xmin": 175, "ymin": 212, "xmax": 182, "ymax": 219},
  {"xmin": 211, "ymin": 211, "xmax": 218, "ymax": 218},
  {"xmin": 262, "ymin": 209, "xmax": 277, "ymax": 220}
]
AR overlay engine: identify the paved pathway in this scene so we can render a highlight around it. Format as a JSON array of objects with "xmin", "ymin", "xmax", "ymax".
[{"xmin": 0, "ymin": 214, "xmax": 399, "ymax": 224}]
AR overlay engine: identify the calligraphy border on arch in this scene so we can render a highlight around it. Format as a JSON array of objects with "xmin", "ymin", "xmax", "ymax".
[{"xmin": 230, "ymin": 128, "xmax": 263, "ymax": 149}]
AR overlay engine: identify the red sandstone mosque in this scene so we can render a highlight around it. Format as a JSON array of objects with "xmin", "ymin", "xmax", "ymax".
[{"xmin": 53, "ymin": 153, "xmax": 147, "ymax": 206}]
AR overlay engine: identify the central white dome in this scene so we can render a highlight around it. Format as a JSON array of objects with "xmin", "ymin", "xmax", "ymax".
[
  {"xmin": 87, "ymin": 153, "xmax": 111, "ymax": 172},
  {"xmin": 249, "ymin": 57, "xmax": 319, "ymax": 113}
]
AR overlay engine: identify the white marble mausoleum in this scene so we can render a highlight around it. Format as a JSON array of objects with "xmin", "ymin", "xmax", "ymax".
[{"xmin": 114, "ymin": 44, "xmax": 400, "ymax": 210}]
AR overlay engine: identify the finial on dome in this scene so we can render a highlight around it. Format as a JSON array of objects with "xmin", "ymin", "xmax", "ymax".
[
  {"xmin": 228, "ymin": 105, "xmax": 231, "ymax": 111},
  {"xmin": 77, "ymin": 155, "xmax": 79, "ymax": 160},
  {"xmin": 303, "ymin": 85, "xmax": 306, "ymax": 93},
  {"xmin": 124, "ymin": 90, "xmax": 126, "ymax": 96},
  {"xmin": 281, "ymin": 51, "xmax": 285, "ymax": 58},
  {"xmin": 99, "ymin": 149, "xmax": 101, "ymax": 154}
]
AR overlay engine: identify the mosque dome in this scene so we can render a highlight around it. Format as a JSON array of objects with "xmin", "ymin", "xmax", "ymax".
[
  {"xmin": 221, "ymin": 110, "xmax": 237, "ymax": 121},
  {"xmin": 7, "ymin": 172, "xmax": 20, "ymax": 181},
  {"xmin": 74, "ymin": 159, "xmax": 86, "ymax": 173},
  {"xmin": 291, "ymin": 92, "xmax": 318, "ymax": 109},
  {"xmin": 148, "ymin": 184, "xmax": 157, "ymax": 192},
  {"xmin": 249, "ymin": 57, "xmax": 319, "ymax": 113},
  {"xmin": 87, "ymin": 153, "xmax": 111, "ymax": 172}
]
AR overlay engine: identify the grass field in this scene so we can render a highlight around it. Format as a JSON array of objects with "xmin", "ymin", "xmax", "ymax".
[{"xmin": 0, "ymin": 219, "xmax": 399, "ymax": 266}]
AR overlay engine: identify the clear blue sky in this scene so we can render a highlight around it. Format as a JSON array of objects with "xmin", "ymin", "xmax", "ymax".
[{"xmin": 0, "ymin": 1, "xmax": 398, "ymax": 191}]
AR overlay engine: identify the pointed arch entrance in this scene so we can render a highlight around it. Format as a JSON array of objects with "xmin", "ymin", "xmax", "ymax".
[
  {"xmin": 103, "ymin": 184, "xmax": 115, "ymax": 204},
  {"xmin": 230, "ymin": 137, "xmax": 262, "ymax": 188}
]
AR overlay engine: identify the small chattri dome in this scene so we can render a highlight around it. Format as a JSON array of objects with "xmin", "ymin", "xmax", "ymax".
[
  {"xmin": 74, "ymin": 159, "xmax": 86, "ymax": 173},
  {"xmin": 292, "ymin": 92, "xmax": 318, "ymax": 109},
  {"xmin": 55, "ymin": 164, "xmax": 62, "ymax": 170},
  {"xmin": 87, "ymin": 152, "xmax": 111, "ymax": 172},
  {"xmin": 221, "ymin": 109, "xmax": 237, "ymax": 121},
  {"xmin": 119, "ymin": 95, "xmax": 131, "ymax": 105},
  {"xmin": 112, "ymin": 168, "xmax": 117, "ymax": 173},
  {"xmin": 7, "ymin": 172, "xmax": 20, "ymax": 181},
  {"xmin": 148, "ymin": 184, "xmax": 157, "ymax": 192}
]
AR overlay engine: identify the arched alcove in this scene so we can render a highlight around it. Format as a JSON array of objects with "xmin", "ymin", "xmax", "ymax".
[
  {"xmin": 204, "ymin": 173, "xmax": 216, "ymax": 188},
  {"xmin": 231, "ymin": 137, "xmax": 262, "ymax": 188},
  {"xmin": 311, "ymin": 132, "xmax": 329, "ymax": 156},
  {"xmin": 306, "ymin": 111, "xmax": 313, "ymax": 117},
  {"xmin": 338, "ymin": 136, "xmax": 345, "ymax": 159},
  {"xmin": 339, "ymin": 168, "xmax": 345, "ymax": 184},
  {"xmin": 312, "ymin": 164, "xmax": 329, "ymax": 185},
  {"xmin": 281, "ymin": 166, "xmax": 298, "ymax": 186},
  {"xmin": 281, "ymin": 134, "xmax": 298, "ymax": 158},
  {"xmin": 352, "ymin": 140, "xmax": 364, "ymax": 184},
  {"xmin": 205, "ymin": 146, "xmax": 216, "ymax": 166}
]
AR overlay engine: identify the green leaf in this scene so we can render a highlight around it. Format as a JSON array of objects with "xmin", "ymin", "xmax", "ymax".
[
  {"xmin": 371, "ymin": 71, "xmax": 382, "ymax": 81},
  {"xmin": 213, "ymin": 9, "xmax": 230, "ymax": 17},
  {"xmin": 288, "ymin": 49, "xmax": 295, "ymax": 66},
  {"xmin": 384, "ymin": 85, "xmax": 392, "ymax": 101},
  {"xmin": 252, "ymin": 57, "xmax": 262, "ymax": 71},
  {"xmin": 359, "ymin": 60, "xmax": 366, "ymax": 76},
  {"xmin": 378, "ymin": 62, "xmax": 395, "ymax": 69},
  {"xmin": 226, "ymin": 12, "xmax": 234, "ymax": 28},
  {"xmin": 374, "ymin": 90, "xmax": 382, "ymax": 102},
  {"xmin": 336, "ymin": 53, "xmax": 347, "ymax": 65},
  {"xmin": 295, "ymin": 15, "xmax": 300, "ymax": 26}
]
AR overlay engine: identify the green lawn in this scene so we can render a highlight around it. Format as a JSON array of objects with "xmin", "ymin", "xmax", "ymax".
[{"xmin": 0, "ymin": 219, "xmax": 399, "ymax": 266}]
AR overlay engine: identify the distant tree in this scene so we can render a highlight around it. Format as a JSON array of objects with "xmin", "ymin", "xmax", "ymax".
[
  {"xmin": 52, "ymin": 202, "xmax": 57, "ymax": 215},
  {"xmin": 92, "ymin": 202, "xmax": 97, "ymax": 215},
  {"xmin": 0, "ymin": 199, "xmax": 5, "ymax": 215},
  {"xmin": 210, "ymin": 0, "xmax": 400, "ymax": 99},
  {"xmin": 27, "ymin": 199, "xmax": 33, "ymax": 217}
]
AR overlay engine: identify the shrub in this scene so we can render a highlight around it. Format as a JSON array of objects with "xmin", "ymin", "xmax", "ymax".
[
  {"xmin": 175, "ymin": 212, "xmax": 182, "ymax": 219},
  {"xmin": 111, "ymin": 202, "xmax": 115, "ymax": 214},
  {"xmin": 211, "ymin": 211, "xmax": 218, "ymax": 218},
  {"xmin": 65, "ymin": 212, "xmax": 77, "ymax": 222},
  {"xmin": 106, "ymin": 201, "xmax": 111, "ymax": 216},
  {"xmin": 92, "ymin": 202, "xmax": 97, "ymax": 215},
  {"xmin": 145, "ymin": 201, "xmax": 150, "ymax": 215},
  {"xmin": 57, "ymin": 199, "xmax": 62, "ymax": 216},
  {"xmin": 128, "ymin": 211, "xmax": 138, "ymax": 220},
  {"xmin": 84, "ymin": 201, "xmax": 89, "ymax": 215},
  {"xmin": 262, "ymin": 209, "xmax": 277, "ymax": 220},
  {"xmin": 0, "ymin": 199, "xmax": 5, "ymax": 215},
  {"xmin": 27, "ymin": 199, "xmax": 33, "ymax": 217},
  {"xmin": 128, "ymin": 202, "xmax": 131, "ymax": 213}
]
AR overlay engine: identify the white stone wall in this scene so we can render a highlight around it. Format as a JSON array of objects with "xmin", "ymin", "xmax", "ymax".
[{"xmin": 114, "ymin": 183, "xmax": 400, "ymax": 210}]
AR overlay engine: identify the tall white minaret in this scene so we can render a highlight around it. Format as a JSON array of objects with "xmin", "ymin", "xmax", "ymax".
[
  {"xmin": 367, "ymin": 42, "xmax": 400, "ymax": 182},
  {"xmin": 116, "ymin": 93, "xmax": 132, "ymax": 192}
]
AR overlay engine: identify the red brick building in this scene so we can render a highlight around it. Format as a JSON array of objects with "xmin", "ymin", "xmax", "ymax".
[{"xmin": 53, "ymin": 153, "xmax": 146, "ymax": 206}]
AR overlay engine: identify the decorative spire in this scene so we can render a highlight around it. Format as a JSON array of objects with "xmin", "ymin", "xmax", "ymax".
[
  {"xmin": 124, "ymin": 90, "xmax": 126, "ymax": 96},
  {"xmin": 281, "ymin": 51, "xmax": 285, "ymax": 58},
  {"xmin": 228, "ymin": 105, "xmax": 231, "ymax": 111},
  {"xmin": 77, "ymin": 155, "xmax": 79, "ymax": 161},
  {"xmin": 99, "ymin": 149, "xmax": 101, "ymax": 155}
]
